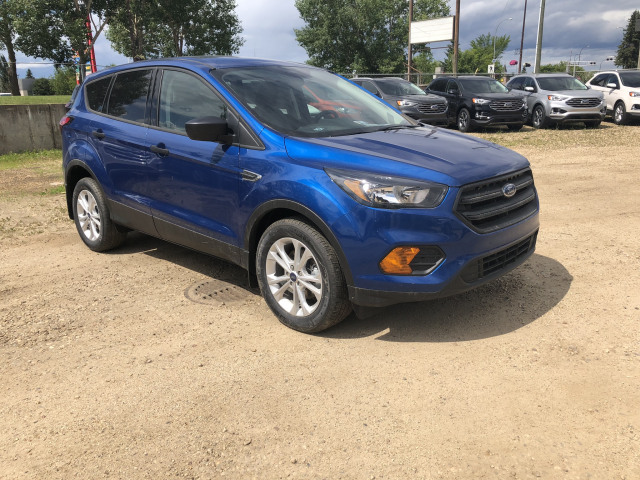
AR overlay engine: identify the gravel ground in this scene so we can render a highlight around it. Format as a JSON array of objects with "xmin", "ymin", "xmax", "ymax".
[{"xmin": 0, "ymin": 123, "xmax": 639, "ymax": 479}]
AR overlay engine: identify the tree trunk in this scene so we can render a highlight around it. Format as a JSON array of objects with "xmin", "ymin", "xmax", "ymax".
[{"xmin": 5, "ymin": 35, "xmax": 20, "ymax": 96}]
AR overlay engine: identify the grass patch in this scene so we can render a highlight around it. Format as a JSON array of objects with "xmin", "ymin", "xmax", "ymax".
[
  {"xmin": 40, "ymin": 184, "xmax": 66, "ymax": 196},
  {"xmin": 0, "ymin": 150, "xmax": 62, "ymax": 171},
  {"xmin": 0, "ymin": 95, "xmax": 70, "ymax": 105}
]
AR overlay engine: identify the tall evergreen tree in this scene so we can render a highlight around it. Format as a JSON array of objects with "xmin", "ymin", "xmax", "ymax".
[{"xmin": 615, "ymin": 10, "xmax": 640, "ymax": 69}]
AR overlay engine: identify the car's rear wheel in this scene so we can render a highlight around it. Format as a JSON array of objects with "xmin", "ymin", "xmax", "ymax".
[
  {"xmin": 613, "ymin": 101, "xmax": 628, "ymax": 125},
  {"xmin": 72, "ymin": 177, "xmax": 126, "ymax": 252},
  {"xmin": 256, "ymin": 218, "xmax": 351, "ymax": 333},
  {"xmin": 531, "ymin": 105, "xmax": 547, "ymax": 129},
  {"xmin": 457, "ymin": 108, "xmax": 472, "ymax": 132}
]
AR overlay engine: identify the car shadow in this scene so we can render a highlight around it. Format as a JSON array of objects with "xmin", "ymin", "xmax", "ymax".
[
  {"xmin": 322, "ymin": 253, "xmax": 571, "ymax": 342},
  {"xmin": 109, "ymin": 234, "xmax": 571, "ymax": 343}
]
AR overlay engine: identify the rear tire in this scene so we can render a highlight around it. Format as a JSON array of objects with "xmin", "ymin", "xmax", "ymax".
[
  {"xmin": 256, "ymin": 218, "xmax": 351, "ymax": 333},
  {"xmin": 72, "ymin": 177, "xmax": 126, "ymax": 252}
]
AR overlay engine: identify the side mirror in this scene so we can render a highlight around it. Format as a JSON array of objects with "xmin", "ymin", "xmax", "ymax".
[
  {"xmin": 524, "ymin": 86, "xmax": 535, "ymax": 92},
  {"xmin": 185, "ymin": 116, "xmax": 233, "ymax": 144},
  {"xmin": 606, "ymin": 82, "xmax": 618, "ymax": 89},
  {"xmin": 447, "ymin": 89, "xmax": 458, "ymax": 95}
]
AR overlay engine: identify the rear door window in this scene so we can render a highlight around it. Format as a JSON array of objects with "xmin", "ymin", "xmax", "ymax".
[{"xmin": 106, "ymin": 69, "xmax": 153, "ymax": 123}]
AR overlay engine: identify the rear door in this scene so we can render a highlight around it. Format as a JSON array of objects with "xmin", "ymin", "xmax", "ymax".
[
  {"xmin": 145, "ymin": 68, "xmax": 244, "ymax": 256},
  {"xmin": 87, "ymin": 68, "xmax": 156, "ymax": 234}
]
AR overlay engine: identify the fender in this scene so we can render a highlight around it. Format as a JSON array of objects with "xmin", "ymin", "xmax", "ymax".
[{"xmin": 244, "ymin": 198, "xmax": 355, "ymax": 286}]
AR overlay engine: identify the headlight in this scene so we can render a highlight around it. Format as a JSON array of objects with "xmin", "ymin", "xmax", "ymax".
[
  {"xmin": 326, "ymin": 169, "xmax": 448, "ymax": 209},
  {"xmin": 397, "ymin": 99, "xmax": 417, "ymax": 107},
  {"xmin": 548, "ymin": 95, "xmax": 569, "ymax": 101},
  {"xmin": 472, "ymin": 98, "xmax": 491, "ymax": 105},
  {"xmin": 629, "ymin": 91, "xmax": 640, "ymax": 97}
]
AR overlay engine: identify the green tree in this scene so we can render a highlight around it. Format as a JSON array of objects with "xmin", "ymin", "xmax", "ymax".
[
  {"xmin": 25, "ymin": 68, "xmax": 33, "ymax": 78},
  {"xmin": 106, "ymin": 0, "xmax": 243, "ymax": 59},
  {"xmin": 0, "ymin": 0, "xmax": 21, "ymax": 95},
  {"xmin": 443, "ymin": 33, "xmax": 510, "ymax": 74},
  {"xmin": 13, "ymin": 0, "xmax": 112, "ymax": 67},
  {"xmin": 31, "ymin": 77, "xmax": 52, "ymax": 95},
  {"xmin": 50, "ymin": 66, "xmax": 76, "ymax": 95},
  {"xmin": 615, "ymin": 10, "xmax": 640, "ymax": 69},
  {"xmin": 295, "ymin": 0, "xmax": 450, "ymax": 74}
]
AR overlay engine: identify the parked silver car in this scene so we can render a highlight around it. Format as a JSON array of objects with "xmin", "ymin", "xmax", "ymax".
[{"xmin": 507, "ymin": 74, "xmax": 605, "ymax": 129}]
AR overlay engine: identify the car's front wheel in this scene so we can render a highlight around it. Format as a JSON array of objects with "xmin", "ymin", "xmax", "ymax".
[
  {"xmin": 531, "ymin": 105, "xmax": 547, "ymax": 129},
  {"xmin": 613, "ymin": 101, "xmax": 628, "ymax": 125},
  {"xmin": 457, "ymin": 108, "xmax": 473, "ymax": 132},
  {"xmin": 256, "ymin": 218, "xmax": 351, "ymax": 333},
  {"xmin": 72, "ymin": 177, "xmax": 126, "ymax": 252}
]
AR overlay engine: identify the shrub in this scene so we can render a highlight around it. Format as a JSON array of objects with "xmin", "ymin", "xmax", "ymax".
[
  {"xmin": 31, "ymin": 78, "xmax": 53, "ymax": 96},
  {"xmin": 50, "ymin": 67, "xmax": 77, "ymax": 95}
]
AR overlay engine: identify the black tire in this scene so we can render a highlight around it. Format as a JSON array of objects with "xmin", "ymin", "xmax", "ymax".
[
  {"xmin": 613, "ymin": 101, "xmax": 628, "ymax": 125},
  {"xmin": 507, "ymin": 123, "xmax": 523, "ymax": 132},
  {"xmin": 531, "ymin": 105, "xmax": 547, "ymax": 129},
  {"xmin": 457, "ymin": 108, "xmax": 473, "ymax": 132},
  {"xmin": 256, "ymin": 218, "xmax": 351, "ymax": 333},
  {"xmin": 584, "ymin": 120, "xmax": 601, "ymax": 129},
  {"xmin": 72, "ymin": 177, "xmax": 126, "ymax": 252}
]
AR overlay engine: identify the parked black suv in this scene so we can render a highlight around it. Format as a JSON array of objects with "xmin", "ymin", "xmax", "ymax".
[
  {"xmin": 352, "ymin": 77, "xmax": 448, "ymax": 125},
  {"xmin": 425, "ymin": 76, "xmax": 527, "ymax": 132}
]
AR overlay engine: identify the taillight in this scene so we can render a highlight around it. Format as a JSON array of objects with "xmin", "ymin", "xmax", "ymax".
[{"xmin": 59, "ymin": 115, "xmax": 73, "ymax": 131}]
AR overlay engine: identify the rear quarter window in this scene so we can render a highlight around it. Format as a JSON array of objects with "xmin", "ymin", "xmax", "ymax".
[{"xmin": 85, "ymin": 76, "xmax": 112, "ymax": 113}]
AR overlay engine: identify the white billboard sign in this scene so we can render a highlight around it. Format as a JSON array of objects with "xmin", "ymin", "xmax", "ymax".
[{"xmin": 410, "ymin": 16, "xmax": 454, "ymax": 44}]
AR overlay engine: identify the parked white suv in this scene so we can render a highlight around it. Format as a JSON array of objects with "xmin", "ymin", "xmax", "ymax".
[
  {"xmin": 507, "ymin": 74, "xmax": 605, "ymax": 129},
  {"xmin": 586, "ymin": 71, "xmax": 640, "ymax": 125}
]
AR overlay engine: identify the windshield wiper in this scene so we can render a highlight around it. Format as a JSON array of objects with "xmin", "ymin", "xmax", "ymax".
[{"xmin": 376, "ymin": 124, "xmax": 421, "ymax": 132}]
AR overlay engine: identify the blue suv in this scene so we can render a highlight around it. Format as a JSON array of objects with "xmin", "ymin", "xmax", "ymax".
[{"xmin": 60, "ymin": 57, "xmax": 540, "ymax": 333}]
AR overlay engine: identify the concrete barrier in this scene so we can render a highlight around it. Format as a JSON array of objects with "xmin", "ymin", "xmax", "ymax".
[{"xmin": 0, "ymin": 104, "xmax": 66, "ymax": 155}]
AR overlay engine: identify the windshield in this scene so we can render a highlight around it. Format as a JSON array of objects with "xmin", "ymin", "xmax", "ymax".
[
  {"xmin": 537, "ymin": 76, "xmax": 587, "ymax": 91},
  {"xmin": 459, "ymin": 78, "xmax": 509, "ymax": 94},
  {"xmin": 620, "ymin": 72, "xmax": 640, "ymax": 88},
  {"xmin": 376, "ymin": 79, "xmax": 427, "ymax": 96},
  {"xmin": 213, "ymin": 66, "xmax": 412, "ymax": 137}
]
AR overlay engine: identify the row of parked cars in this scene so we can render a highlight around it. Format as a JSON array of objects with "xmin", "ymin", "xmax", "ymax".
[{"xmin": 352, "ymin": 71, "xmax": 640, "ymax": 132}]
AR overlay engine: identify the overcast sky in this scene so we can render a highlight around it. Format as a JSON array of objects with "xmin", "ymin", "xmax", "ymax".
[{"xmin": 4, "ymin": 0, "xmax": 639, "ymax": 78}]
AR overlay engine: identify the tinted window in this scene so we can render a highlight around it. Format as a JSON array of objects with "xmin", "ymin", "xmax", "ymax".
[
  {"xmin": 606, "ymin": 74, "xmax": 620, "ymax": 88},
  {"xmin": 375, "ymin": 79, "xmax": 426, "ymax": 96},
  {"xmin": 107, "ymin": 69, "xmax": 153, "ymax": 122},
  {"xmin": 85, "ymin": 76, "xmax": 112, "ymax": 113},
  {"xmin": 459, "ymin": 78, "xmax": 509, "ymax": 94},
  {"xmin": 446, "ymin": 80, "xmax": 460, "ymax": 94},
  {"xmin": 508, "ymin": 77, "xmax": 524, "ymax": 90},
  {"xmin": 158, "ymin": 70, "xmax": 226, "ymax": 134},
  {"xmin": 360, "ymin": 81, "xmax": 379, "ymax": 95},
  {"xmin": 428, "ymin": 79, "xmax": 447, "ymax": 92},
  {"xmin": 590, "ymin": 73, "xmax": 608, "ymax": 87},
  {"xmin": 523, "ymin": 77, "xmax": 536, "ymax": 90}
]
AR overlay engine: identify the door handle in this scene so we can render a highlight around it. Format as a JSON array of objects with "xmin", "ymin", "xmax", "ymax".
[
  {"xmin": 92, "ymin": 130, "xmax": 105, "ymax": 139},
  {"xmin": 150, "ymin": 144, "xmax": 170, "ymax": 156}
]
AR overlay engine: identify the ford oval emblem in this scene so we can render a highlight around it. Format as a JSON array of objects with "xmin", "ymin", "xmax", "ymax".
[{"xmin": 502, "ymin": 183, "xmax": 517, "ymax": 198}]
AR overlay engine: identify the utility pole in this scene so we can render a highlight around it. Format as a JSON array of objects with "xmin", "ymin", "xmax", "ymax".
[
  {"xmin": 518, "ymin": 0, "xmax": 528, "ymax": 73},
  {"xmin": 534, "ymin": 0, "xmax": 546, "ymax": 73},
  {"xmin": 453, "ymin": 0, "xmax": 460, "ymax": 75}
]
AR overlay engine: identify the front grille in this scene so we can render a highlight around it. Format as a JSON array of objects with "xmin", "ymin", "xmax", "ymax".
[
  {"xmin": 455, "ymin": 168, "xmax": 538, "ymax": 233},
  {"xmin": 566, "ymin": 97, "xmax": 600, "ymax": 108},
  {"xmin": 417, "ymin": 103, "xmax": 447, "ymax": 114},
  {"xmin": 461, "ymin": 232, "xmax": 537, "ymax": 283},
  {"xmin": 490, "ymin": 100, "xmax": 522, "ymax": 111}
]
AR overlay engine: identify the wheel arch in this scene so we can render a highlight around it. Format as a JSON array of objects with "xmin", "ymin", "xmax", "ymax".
[
  {"xmin": 64, "ymin": 160, "xmax": 99, "ymax": 220},
  {"xmin": 244, "ymin": 200, "xmax": 354, "ymax": 289}
]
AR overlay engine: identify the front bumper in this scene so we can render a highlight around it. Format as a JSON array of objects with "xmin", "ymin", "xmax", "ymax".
[
  {"xmin": 548, "ymin": 100, "xmax": 606, "ymax": 123},
  {"xmin": 401, "ymin": 105, "xmax": 448, "ymax": 125},
  {"xmin": 471, "ymin": 109, "xmax": 527, "ymax": 126}
]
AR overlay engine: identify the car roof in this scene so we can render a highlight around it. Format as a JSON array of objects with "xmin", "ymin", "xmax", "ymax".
[{"xmin": 510, "ymin": 73, "xmax": 573, "ymax": 78}]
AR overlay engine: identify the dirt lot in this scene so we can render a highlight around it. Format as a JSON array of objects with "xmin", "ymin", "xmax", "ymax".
[{"xmin": 0, "ymin": 124, "xmax": 638, "ymax": 479}]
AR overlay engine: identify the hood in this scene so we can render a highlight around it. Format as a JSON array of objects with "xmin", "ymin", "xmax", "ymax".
[
  {"xmin": 467, "ymin": 92, "xmax": 522, "ymax": 101},
  {"xmin": 551, "ymin": 89, "xmax": 603, "ymax": 98},
  {"xmin": 399, "ymin": 94, "xmax": 446, "ymax": 104},
  {"xmin": 284, "ymin": 126, "xmax": 529, "ymax": 186}
]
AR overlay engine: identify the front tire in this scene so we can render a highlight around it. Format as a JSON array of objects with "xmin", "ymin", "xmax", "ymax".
[
  {"xmin": 531, "ymin": 105, "xmax": 547, "ymax": 129},
  {"xmin": 72, "ymin": 177, "xmax": 126, "ymax": 252},
  {"xmin": 457, "ymin": 108, "xmax": 473, "ymax": 132},
  {"xmin": 256, "ymin": 219, "xmax": 351, "ymax": 333},
  {"xmin": 613, "ymin": 102, "xmax": 628, "ymax": 125}
]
